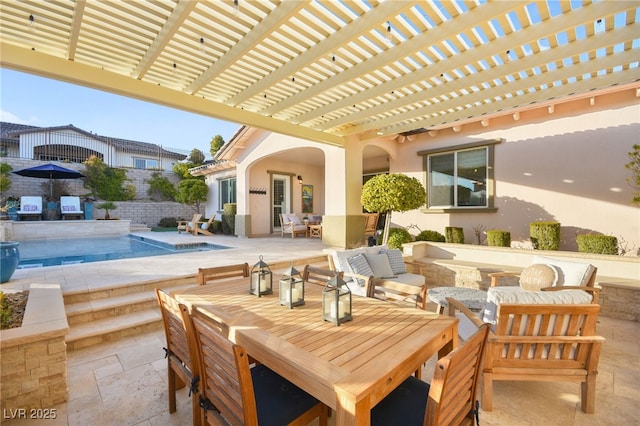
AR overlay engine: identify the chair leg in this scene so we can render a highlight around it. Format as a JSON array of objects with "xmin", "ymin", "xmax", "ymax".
[
  {"xmin": 581, "ymin": 375, "xmax": 596, "ymax": 414},
  {"xmin": 168, "ymin": 364, "xmax": 177, "ymax": 413},
  {"xmin": 481, "ymin": 372, "xmax": 493, "ymax": 411}
]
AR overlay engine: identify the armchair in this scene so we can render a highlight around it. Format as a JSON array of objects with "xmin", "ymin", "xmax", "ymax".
[
  {"xmin": 447, "ymin": 297, "xmax": 604, "ymax": 414},
  {"xmin": 279, "ymin": 213, "xmax": 307, "ymax": 238}
]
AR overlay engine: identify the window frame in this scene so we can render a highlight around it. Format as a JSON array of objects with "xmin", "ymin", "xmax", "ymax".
[
  {"xmin": 218, "ymin": 176, "xmax": 237, "ymax": 207},
  {"xmin": 133, "ymin": 157, "xmax": 158, "ymax": 170},
  {"xmin": 418, "ymin": 139, "xmax": 501, "ymax": 213}
]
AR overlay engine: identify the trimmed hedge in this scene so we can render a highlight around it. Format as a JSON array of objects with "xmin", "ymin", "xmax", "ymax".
[
  {"xmin": 445, "ymin": 226, "xmax": 465, "ymax": 244},
  {"xmin": 577, "ymin": 234, "xmax": 618, "ymax": 255},
  {"xmin": 415, "ymin": 230, "xmax": 446, "ymax": 242},
  {"xmin": 487, "ymin": 230, "xmax": 511, "ymax": 247},
  {"xmin": 222, "ymin": 203, "xmax": 236, "ymax": 235},
  {"xmin": 530, "ymin": 221, "xmax": 560, "ymax": 250},
  {"xmin": 387, "ymin": 228, "xmax": 413, "ymax": 249}
]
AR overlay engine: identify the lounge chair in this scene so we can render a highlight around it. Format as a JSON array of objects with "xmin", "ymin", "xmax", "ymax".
[
  {"xmin": 60, "ymin": 196, "xmax": 84, "ymax": 220},
  {"xmin": 16, "ymin": 196, "xmax": 43, "ymax": 221},
  {"xmin": 177, "ymin": 213, "xmax": 201, "ymax": 234},
  {"xmin": 190, "ymin": 215, "xmax": 215, "ymax": 236}
]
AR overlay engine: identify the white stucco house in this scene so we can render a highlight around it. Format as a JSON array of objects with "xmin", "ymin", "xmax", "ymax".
[
  {"xmin": 1, "ymin": 122, "xmax": 186, "ymax": 171},
  {"xmin": 192, "ymin": 84, "xmax": 640, "ymax": 252}
]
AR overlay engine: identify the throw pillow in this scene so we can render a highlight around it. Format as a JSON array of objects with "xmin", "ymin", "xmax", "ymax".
[
  {"xmin": 380, "ymin": 248, "xmax": 406, "ymax": 275},
  {"xmin": 347, "ymin": 253, "xmax": 374, "ymax": 277},
  {"xmin": 364, "ymin": 253, "xmax": 395, "ymax": 279},
  {"xmin": 519, "ymin": 264, "xmax": 558, "ymax": 291}
]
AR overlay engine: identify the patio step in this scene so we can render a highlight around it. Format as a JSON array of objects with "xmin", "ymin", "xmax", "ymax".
[{"xmin": 64, "ymin": 281, "xmax": 196, "ymax": 351}]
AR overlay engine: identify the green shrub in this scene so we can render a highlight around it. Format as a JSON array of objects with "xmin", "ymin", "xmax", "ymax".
[
  {"xmin": 222, "ymin": 203, "xmax": 236, "ymax": 235},
  {"xmin": 211, "ymin": 220, "xmax": 223, "ymax": 234},
  {"xmin": 530, "ymin": 221, "xmax": 560, "ymax": 250},
  {"xmin": 158, "ymin": 217, "xmax": 178, "ymax": 227},
  {"xmin": 415, "ymin": 230, "xmax": 446, "ymax": 242},
  {"xmin": 445, "ymin": 226, "xmax": 465, "ymax": 244},
  {"xmin": 487, "ymin": 230, "xmax": 511, "ymax": 247},
  {"xmin": 146, "ymin": 172, "xmax": 176, "ymax": 201},
  {"xmin": 387, "ymin": 228, "xmax": 413, "ymax": 249},
  {"xmin": 577, "ymin": 234, "xmax": 618, "ymax": 255},
  {"xmin": 0, "ymin": 292, "xmax": 10, "ymax": 329}
]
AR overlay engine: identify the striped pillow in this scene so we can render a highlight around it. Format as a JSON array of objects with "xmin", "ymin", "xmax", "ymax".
[
  {"xmin": 347, "ymin": 253, "xmax": 374, "ymax": 277},
  {"xmin": 380, "ymin": 248, "xmax": 406, "ymax": 275}
]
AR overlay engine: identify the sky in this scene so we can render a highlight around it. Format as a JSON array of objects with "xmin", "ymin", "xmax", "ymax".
[{"xmin": 0, "ymin": 69, "xmax": 241, "ymax": 159}]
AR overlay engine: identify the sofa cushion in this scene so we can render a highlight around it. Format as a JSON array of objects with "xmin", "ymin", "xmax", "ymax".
[
  {"xmin": 532, "ymin": 256, "xmax": 595, "ymax": 287},
  {"xmin": 365, "ymin": 253, "xmax": 395, "ymax": 279},
  {"xmin": 519, "ymin": 264, "xmax": 558, "ymax": 291},
  {"xmin": 380, "ymin": 248, "xmax": 407, "ymax": 275},
  {"xmin": 347, "ymin": 253, "xmax": 374, "ymax": 277},
  {"xmin": 482, "ymin": 286, "xmax": 593, "ymax": 327}
]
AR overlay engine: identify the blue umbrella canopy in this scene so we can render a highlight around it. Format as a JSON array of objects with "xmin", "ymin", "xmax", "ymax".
[{"xmin": 13, "ymin": 163, "xmax": 85, "ymax": 197}]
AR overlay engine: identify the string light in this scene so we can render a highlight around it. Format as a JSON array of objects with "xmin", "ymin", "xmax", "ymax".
[
  {"xmin": 386, "ymin": 21, "xmax": 392, "ymax": 45},
  {"xmin": 28, "ymin": 14, "xmax": 35, "ymax": 31},
  {"xmin": 199, "ymin": 37, "xmax": 205, "ymax": 54}
]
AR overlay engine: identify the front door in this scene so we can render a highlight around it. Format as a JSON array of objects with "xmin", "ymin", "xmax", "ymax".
[{"xmin": 272, "ymin": 175, "xmax": 290, "ymax": 231}]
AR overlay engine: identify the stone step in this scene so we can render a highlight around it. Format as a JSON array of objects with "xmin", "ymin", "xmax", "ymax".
[
  {"xmin": 66, "ymin": 309, "xmax": 163, "ymax": 351},
  {"xmin": 66, "ymin": 284, "xmax": 193, "ymax": 325}
]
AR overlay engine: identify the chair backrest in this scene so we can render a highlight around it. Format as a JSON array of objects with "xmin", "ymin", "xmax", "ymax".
[
  {"xmin": 60, "ymin": 196, "xmax": 81, "ymax": 212},
  {"xmin": 492, "ymin": 304, "xmax": 600, "ymax": 370},
  {"xmin": 186, "ymin": 306, "xmax": 255, "ymax": 425},
  {"xmin": 198, "ymin": 263, "xmax": 250, "ymax": 285},
  {"xmin": 19, "ymin": 196, "xmax": 42, "ymax": 212},
  {"xmin": 425, "ymin": 323, "xmax": 490, "ymax": 426},
  {"xmin": 190, "ymin": 213, "xmax": 203, "ymax": 224},
  {"xmin": 364, "ymin": 213, "xmax": 379, "ymax": 236},
  {"xmin": 155, "ymin": 289, "xmax": 192, "ymax": 368},
  {"xmin": 303, "ymin": 265, "xmax": 342, "ymax": 287}
]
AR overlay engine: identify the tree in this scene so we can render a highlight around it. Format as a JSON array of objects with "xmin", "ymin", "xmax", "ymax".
[
  {"xmin": 175, "ymin": 178, "xmax": 208, "ymax": 213},
  {"xmin": 83, "ymin": 155, "xmax": 136, "ymax": 201},
  {"xmin": 0, "ymin": 163, "xmax": 13, "ymax": 202},
  {"xmin": 626, "ymin": 144, "xmax": 640, "ymax": 206},
  {"xmin": 360, "ymin": 173, "xmax": 426, "ymax": 245},
  {"xmin": 188, "ymin": 148, "xmax": 205, "ymax": 165},
  {"xmin": 210, "ymin": 135, "xmax": 225, "ymax": 158}
]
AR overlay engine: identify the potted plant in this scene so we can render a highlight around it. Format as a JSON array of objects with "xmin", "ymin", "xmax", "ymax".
[{"xmin": 96, "ymin": 201, "xmax": 117, "ymax": 219}]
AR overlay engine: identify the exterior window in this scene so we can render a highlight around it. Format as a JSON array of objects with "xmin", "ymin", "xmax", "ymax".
[
  {"xmin": 134, "ymin": 158, "xmax": 158, "ymax": 169},
  {"xmin": 428, "ymin": 147, "xmax": 488, "ymax": 208},
  {"xmin": 219, "ymin": 177, "xmax": 236, "ymax": 206}
]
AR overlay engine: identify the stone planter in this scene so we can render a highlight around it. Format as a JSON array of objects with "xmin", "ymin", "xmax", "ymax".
[
  {"xmin": 0, "ymin": 284, "xmax": 69, "ymax": 411},
  {"xmin": 0, "ymin": 241, "xmax": 20, "ymax": 283}
]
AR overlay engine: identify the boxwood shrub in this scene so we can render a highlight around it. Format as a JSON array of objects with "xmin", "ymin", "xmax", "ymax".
[
  {"xmin": 530, "ymin": 221, "xmax": 560, "ymax": 250},
  {"xmin": 487, "ymin": 230, "xmax": 511, "ymax": 247},
  {"xmin": 387, "ymin": 228, "xmax": 413, "ymax": 249},
  {"xmin": 445, "ymin": 226, "xmax": 465, "ymax": 244},
  {"xmin": 415, "ymin": 230, "xmax": 446, "ymax": 242},
  {"xmin": 577, "ymin": 234, "xmax": 618, "ymax": 255}
]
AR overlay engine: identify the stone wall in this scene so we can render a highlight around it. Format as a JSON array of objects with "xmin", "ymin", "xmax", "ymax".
[
  {"xmin": 106, "ymin": 201, "xmax": 197, "ymax": 227},
  {"xmin": 0, "ymin": 284, "xmax": 69, "ymax": 412}
]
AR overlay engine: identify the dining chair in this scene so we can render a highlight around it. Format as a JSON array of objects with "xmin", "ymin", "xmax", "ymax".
[
  {"xmin": 184, "ymin": 304, "xmax": 329, "ymax": 426},
  {"xmin": 371, "ymin": 323, "xmax": 490, "ymax": 426},
  {"xmin": 197, "ymin": 263, "xmax": 250, "ymax": 285},
  {"xmin": 155, "ymin": 289, "xmax": 202, "ymax": 426},
  {"xmin": 302, "ymin": 264, "xmax": 342, "ymax": 287}
]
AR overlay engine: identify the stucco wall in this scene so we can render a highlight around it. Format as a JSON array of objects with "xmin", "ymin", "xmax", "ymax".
[{"xmin": 384, "ymin": 89, "xmax": 640, "ymax": 252}]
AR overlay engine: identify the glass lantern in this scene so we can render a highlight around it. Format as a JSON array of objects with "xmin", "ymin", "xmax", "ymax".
[
  {"xmin": 322, "ymin": 274, "xmax": 352, "ymax": 326},
  {"xmin": 250, "ymin": 255, "xmax": 272, "ymax": 297},
  {"xmin": 279, "ymin": 264, "xmax": 305, "ymax": 308}
]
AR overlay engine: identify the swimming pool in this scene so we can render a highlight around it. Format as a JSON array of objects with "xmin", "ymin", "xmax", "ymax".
[{"xmin": 16, "ymin": 235, "xmax": 229, "ymax": 268}]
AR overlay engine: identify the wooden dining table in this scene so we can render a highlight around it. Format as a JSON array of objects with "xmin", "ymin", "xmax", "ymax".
[{"xmin": 173, "ymin": 275, "xmax": 458, "ymax": 426}]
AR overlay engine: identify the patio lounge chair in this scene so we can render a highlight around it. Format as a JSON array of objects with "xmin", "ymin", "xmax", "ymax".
[
  {"xmin": 60, "ymin": 196, "xmax": 84, "ymax": 220},
  {"xmin": 190, "ymin": 215, "xmax": 216, "ymax": 236},
  {"xmin": 177, "ymin": 214, "xmax": 202, "ymax": 234},
  {"xmin": 16, "ymin": 196, "xmax": 42, "ymax": 220}
]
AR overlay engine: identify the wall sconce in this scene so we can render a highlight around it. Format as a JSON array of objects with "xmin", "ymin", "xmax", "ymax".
[
  {"xmin": 279, "ymin": 263, "xmax": 305, "ymax": 308},
  {"xmin": 297, "ymin": 175, "xmax": 303, "ymax": 184},
  {"xmin": 250, "ymin": 255, "xmax": 272, "ymax": 297},
  {"xmin": 322, "ymin": 274, "xmax": 352, "ymax": 326}
]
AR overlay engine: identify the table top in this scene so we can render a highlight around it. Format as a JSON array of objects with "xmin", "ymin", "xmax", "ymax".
[
  {"xmin": 174, "ymin": 275, "xmax": 458, "ymax": 426},
  {"xmin": 428, "ymin": 286, "xmax": 487, "ymax": 311}
]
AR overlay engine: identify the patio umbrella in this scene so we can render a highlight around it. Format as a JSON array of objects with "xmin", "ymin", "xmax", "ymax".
[{"xmin": 13, "ymin": 163, "xmax": 85, "ymax": 198}]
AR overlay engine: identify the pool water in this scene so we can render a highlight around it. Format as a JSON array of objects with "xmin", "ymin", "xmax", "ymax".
[{"xmin": 16, "ymin": 235, "xmax": 229, "ymax": 268}]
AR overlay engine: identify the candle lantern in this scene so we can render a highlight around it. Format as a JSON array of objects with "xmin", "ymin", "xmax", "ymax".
[
  {"xmin": 279, "ymin": 263, "xmax": 305, "ymax": 308},
  {"xmin": 322, "ymin": 274, "xmax": 352, "ymax": 326},
  {"xmin": 250, "ymin": 255, "xmax": 272, "ymax": 297}
]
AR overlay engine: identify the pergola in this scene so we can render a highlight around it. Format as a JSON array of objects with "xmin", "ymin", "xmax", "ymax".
[{"xmin": 0, "ymin": 1, "xmax": 638, "ymax": 146}]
